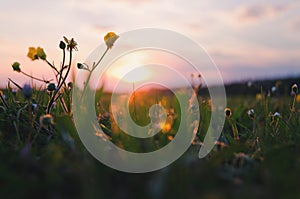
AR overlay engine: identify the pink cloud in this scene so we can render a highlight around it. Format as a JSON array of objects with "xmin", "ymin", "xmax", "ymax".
[{"xmin": 237, "ymin": 4, "xmax": 291, "ymax": 23}]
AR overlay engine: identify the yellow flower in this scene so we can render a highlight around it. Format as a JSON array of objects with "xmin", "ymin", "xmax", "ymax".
[
  {"xmin": 36, "ymin": 47, "xmax": 47, "ymax": 60},
  {"xmin": 27, "ymin": 47, "xmax": 47, "ymax": 60},
  {"xmin": 256, "ymin": 93, "xmax": 262, "ymax": 101},
  {"xmin": 161, "ymin": 122, "xmax": 172, "ymax": 133},
  {"xmin": 296, "ymin": 95, "xmax": 300, "ymax": 102},
  {"xmin": 104, "ymin": 32, "xmax": 119, "ymax": 49},
  {"xmin": 27, "ymin": 47, "xmax": 38, "ymax": 61}
]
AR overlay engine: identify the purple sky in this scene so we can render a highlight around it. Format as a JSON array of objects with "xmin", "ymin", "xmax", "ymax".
[{"xmin": 1, "ymin": 0, "xmax": 300, "ymax": 89}]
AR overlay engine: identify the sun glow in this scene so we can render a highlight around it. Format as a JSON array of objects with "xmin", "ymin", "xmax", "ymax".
[{"xmin": 106, "ymin": 52, "xmax": 152, "ymax": 83}]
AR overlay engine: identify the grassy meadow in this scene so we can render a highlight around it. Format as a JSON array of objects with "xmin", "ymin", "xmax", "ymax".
[
  {"xmin": 1, "ymin": 79, "xmax": 300, "ymax": 199},
  {"xmin": 1, "ymin": 35, "xmax": 300, "ymax": 199}
]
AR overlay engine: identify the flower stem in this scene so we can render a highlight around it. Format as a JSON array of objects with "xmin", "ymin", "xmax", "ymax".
[
  {"xmin": 21, "ymin": 71, "xmax": 51, "ymax": 83},
  {"xmin": 47, "ymin": 49, "xmax": 72, "ymax": 114},
  {"xmin": 79, "ymin": 47, "xmax": 109, "ymax": 102}
]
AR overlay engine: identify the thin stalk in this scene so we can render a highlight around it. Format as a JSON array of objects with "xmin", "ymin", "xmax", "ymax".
[
  {"xmin": 21, "ymin": 71, "xmax": 51, "ymax": 83},
  {"xmin": 0, "ymin": 92, "xmax": 8, "ymax": 109},
  {"xmin": 47, "ymin": 49, "xmax": 73, "ymax": 114},
  {"xmin": 46, "ymin": 59, "xmax": 60, "ymax": 74},
  {"xmin": 79, "ymin": 47, "xmax": 109, "ymax": 102},
  {"xmin": 289, "ymin": 94, "xmax": 297, "ymax": 121},
  {"xmin": 58, "ymin": 49, "xmax": 66, "ymax": 86}
]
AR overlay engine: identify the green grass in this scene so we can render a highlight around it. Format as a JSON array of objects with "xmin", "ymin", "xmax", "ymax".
[{"xmin": 1, "ymin": 83, "xmax": 300, "ymax": 199}]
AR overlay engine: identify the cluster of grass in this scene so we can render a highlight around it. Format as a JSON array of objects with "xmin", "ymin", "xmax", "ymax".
[
  {"xmin": 1, "ymin": 35, "xmax": 300, "ymax": 198},
  {"xmin": 1, "ymin": 80, "xmax": 300, "ymax": 199}
]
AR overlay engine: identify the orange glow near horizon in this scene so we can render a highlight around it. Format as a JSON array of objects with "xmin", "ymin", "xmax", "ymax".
[{"xmin": 106, "ymin": 52, "xmax": 153, "ymax": 83}]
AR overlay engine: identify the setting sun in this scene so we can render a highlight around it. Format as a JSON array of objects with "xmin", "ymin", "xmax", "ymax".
[{"xmin": 106, "ymin": 52, "xmax": 152, "ymax": 83}]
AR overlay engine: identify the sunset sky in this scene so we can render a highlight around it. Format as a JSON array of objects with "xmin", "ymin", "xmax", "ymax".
[{"xmin": 1, "ymin": 0, "xmax": 300, "ymax": 89}]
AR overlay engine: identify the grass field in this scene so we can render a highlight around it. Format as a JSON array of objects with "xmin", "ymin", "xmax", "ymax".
[
  {"xmin": 1, "ymin": 35, "xmax": 300, "ymax": 198},
  {"xmin": 1, "ymin": 80, "xmax": 300, "ymax": 199}
]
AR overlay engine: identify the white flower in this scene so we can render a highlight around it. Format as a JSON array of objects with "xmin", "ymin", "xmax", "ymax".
[
  {"xmin": 273, "ymin": 112, "xmax": 280, "ymax": 118},
  {"xmin": 247, "ymin": 109, "xmax": 255, "ymax": 118}
]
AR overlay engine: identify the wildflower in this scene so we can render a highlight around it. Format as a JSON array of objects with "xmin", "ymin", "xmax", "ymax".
[
  {"xmin": 59, "ymin": 40, "xmax": 66, "ymax": 50},
  {"xmin": 27, "ymin": 47, "xmax": 38, "ymax": 60},
  {"xmin": 32, "ymin": 103, "xmax": 37, "ymax": 110},
  {"xmin": 22, "ymin": 84, "xmax": 33, "ymax": 99},
  {"xmin": 104, "ymin": 32, "xmax": 119, "ymax": 49},
  {"xmin": 256, "ymin": 93, "xmax": 262, "ymax": 101},
  {"xmin": 63, "ymin": 36, "xmax": 78, "ymax": 51},
  {"xmin": 296, "ymin": 95, "xmax": 300, "ymax": 103},
  {"xmin": 161, "ymin": 123, "xmax": 172, "ymax": 133},
  {"xmin": 291, "ymin": 84, "xmax": 298, "ymax": 95},
  {"xmin": 12, "ymin": 62, "xmax": 21, "ymax": 72},
  {"xmin": 167, "ymin": 135, "xmax": 173, "ymax": 141},
  {"xmin": 47, "ymin": 83, "xmax": 56, "ymax": 92},
  {"xmin": 247, "ymin": 109, "xmax": 255, "ymax": 119},
  {"xmin": 36, "ymin": 47, "xmax": 47, "ymax": 60},
  {"xmin": 27, "ymin": 47, "xmax": 47, "ymax": 60},
  {"xmin": 39, "ymin": 114, "xmax": 54, "ymax": 128},
  {"xmin": 273, "ymin": 112, "xmax": 281, "ymax": 118},
  {"xmin": 224, "ymin": 108, "xmax": 232, "ymax": 118},
  {"xmin": 271, "ymin": 86, "xmax": 277, "ymax": 93}
]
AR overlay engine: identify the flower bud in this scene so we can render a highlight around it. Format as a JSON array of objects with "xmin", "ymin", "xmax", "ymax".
[
  {"xmin": 247, "ymin": 109, "xmax": 255, "ymax": 119},
  {"xmin": 292, "ymin": 84, "xmax": 298, "ymax": 95},
  {"xmin": 104, "ymin": 32, "xmax": 119, "ymax": 49},
  {"xmin": 22, "ymin": 84, "xmax": 33, "ymax": 99},
  {"xmin": 47, "ymin": 83, "xmax": 56, "ymax": 92},
  {"xmin": 224, "ymin": 108, "xmax": 232, "ymax": 118},
  {"xmin": 59, "ymin": 41, "xmax": 66, "ymax": 50},
  {"xmin": 39, "ymin": 114, "xmax": 54, "ymax": 128},
  {"xmin": 12, "ymin": 62, "xmax": 21, "ymax": 72},
  {"xmin": 77, "ymin": 63, "xmax": 84, "ymax": 69}
]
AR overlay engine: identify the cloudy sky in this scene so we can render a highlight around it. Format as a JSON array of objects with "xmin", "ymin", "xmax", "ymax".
[{"xmin": 1, "ymin": 0, "xmax": 300, "ymax": 89}]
